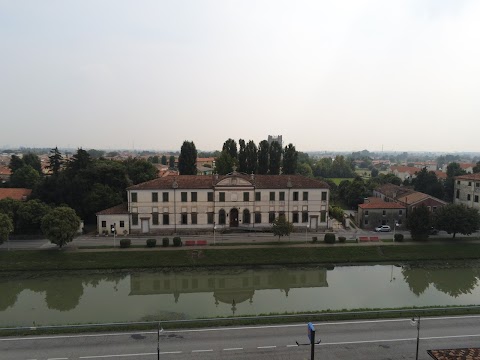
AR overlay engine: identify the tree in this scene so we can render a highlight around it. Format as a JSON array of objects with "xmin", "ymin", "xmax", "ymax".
[
  {"xmin": 215, "ymin": 152, "xmax": 236, "ymax": 175},
  {"xmin": 412, "ymin": 167, "xmax": 444, "ymax": 199},
  {"xmin": 0, "ymin": 213, "xmax": 13, "ymax": 244},
  {"xmin": 123, "ymin": 158, "xmax": 158, "ymax": 184},
  {"xmin": 371, "ymin": 168, "xmax": 379, "ymax": 178},
  {"xmin": 434, "ymin": 204, "xmax": 480, "ymax": 239},
  {"xmin": 238, "ymin": 139, "xmax": 247, "ymax": 173},
  {"xmin": 245, "ymin": 140, "xmax": 258, "ymax": 174},
  {"xmin": 161, "ymin": 155, "xmax": 167, "ymax": 165},
  {"xmin": 66, "ymin": 148, "xmax": 92, "ymax": 175},
  {"xmin": 282, "ymin": 143, "xmax": 298, "ymax": 175},
  {"xmin": 87, "ymin": 149, "xmax": 105, "ymax": 159},
  {"xmin": 178, "ymin": 141, "xmax": 197, "ymax": 175},
  {"xmin": 169, "ymin": 155, "xmax": 175, "ymax": 169},
  {"xmin": 257, "ymin": 140, "xmax": 269, "ymax": 175},
  {"xmin": 268, "ymin": 141, "xmax": 282, "ymax": 175},
  {"xmin": 222, "ymin": 138, "xmax": 238, "ymax": 160},
  {"xmin": 22, "ymin": 153, "xmax": 42, "ymax": 174},
  {"xmin": 297, "ymin": 163, "xmax": 313, "ymax": 178},
  {"xmin": 9, "ymin": 165, "xmax": 41, "ymax": 188},
  {"xmin": 473, "ymin": 161, "xmax": 480, "ymax": 173},
  {"xmin": 406, "ymin": 205, "xmax": 433, "ymax": 241},
  {"xmin": 271, "ymin": 216, "xmax": 294, "ymax": 241},
  {"xmin": 47, "ymin": 147, "xmax": 63, "ymax": 175},
  {"xmin": 445, "ymin": 162, "xmax": 466, "ymax": 202},
  {"xmin": 8, "ymin": 155, "xmax": 24, "ymax": 173},
  {"xmin": 41, "ymin": 207, "xmax": 81, "ymax": 248},
  {"xmin": 16, "ymin": 199, "xmax": 51, "ymax": 234}
]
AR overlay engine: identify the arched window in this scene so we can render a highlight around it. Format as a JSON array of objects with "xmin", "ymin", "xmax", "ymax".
[
  {"xmin": 243, "ymin": 209, "xmax": 250, "ymax": 224},
  {"xmin": 219, "ymin": 209, "xmax": 226, "ymax": 225}
]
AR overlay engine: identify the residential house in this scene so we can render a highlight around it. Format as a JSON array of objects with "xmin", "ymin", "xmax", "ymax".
[
  {"xmin": 454, "ymin": 173, "xmax": 480, "ymax": 211},
  {"xmin": 0, "ymin": 188, "xmax": 32, "ymax": 201},
  {"xmin": 357, "ymin": 197, "xmax": 406, "ymax": 230},
  {"xmin": 97, "ymin": 173, "xmax": 330, "ymax": 235},
  {"xmin": 389, "ymin": 166, "xmax": 419, "ymax": 182}
]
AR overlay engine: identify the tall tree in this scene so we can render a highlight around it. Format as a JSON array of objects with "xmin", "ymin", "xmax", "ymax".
[
  {"xmin": 178, "ymin": 141, "xmax": 197, "ymax": 175},
  {"xmin": 215, "ymin": 152, "xmax": 236, "ymax": 175},
  {"xmin": 9, "ymin": 165, "xmax": 41, "ymax": 188},
  {"xmin": 41, "ymin": 206, "xmax": 81, "ymax": 248},
  {"xmin": 268, "ymin": 141, "xmax": 282, "ymax": 175},
  {"xmin": 0, "ymin": 213, "xmax": 13, "ymax": 244},
  {"xmin": 8, "ymin": 155, "xmax": 24, "ymax": 173},
  {"xmin": 257, "ymin": 140, "xmax": 269, "ymax": 175},
  {"xmin": 412, "ymin": 167, "xmax": 444, "ymax": 199},
  {"xmin": 245, "ymin": 140, "xmax": 258, "ymax": 174},
  {"xmin": 282, "ymin": 143, "xmax": 298, "ymax": 175},
  {"xmin": 22, "ymin": 153, "xmax": 42, "ymax": 174},
  {"xmin": 222, "ymin": 139, "xmax": 238, "ymax": 160},
  {"xmin": 434, "ymin": 204, "xmax": 480, "ymax": 239},
  {"xmin": 161, "ymin": 155, "xmax": 167, "ymax": 165},
  {"xmin": 238, "ymin": 139, "xmax": 247, "ymax": 173},
  {"xmin": 66, "ymin": 148, "xmax": 92, "ymax": 175},
  {"xmin": 47, "ymin": 147, "xmax": 63, "ymax": 175},
  {"xmin": 169, "ymin": 155, "xmax": 175, "ymax": 169},
  {"xmin": 407, "ymin": 205, "xmax": 433, "ymax": 241},
  {"xmin": 123, "ymin": 158, "xmax": 158, "ymax": 184}
]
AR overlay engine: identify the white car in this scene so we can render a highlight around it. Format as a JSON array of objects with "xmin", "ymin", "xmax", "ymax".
[{"xmin": 375, "ymin": 225, "xmax": 391, "ymax": 232}]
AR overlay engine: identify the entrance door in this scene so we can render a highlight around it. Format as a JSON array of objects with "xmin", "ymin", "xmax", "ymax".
[
  {"xmin": 141, "ymin": 219, "xmax": 149, "ymax": 233},
  {"xmin": 229, "ymin": 208, "xmax": 239, "ymax": 227}
]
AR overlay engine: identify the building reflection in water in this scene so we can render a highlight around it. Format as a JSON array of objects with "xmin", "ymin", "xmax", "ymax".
[{"xmin": 129, "ymin": 268, "xmax": 329, "ymax": 310}]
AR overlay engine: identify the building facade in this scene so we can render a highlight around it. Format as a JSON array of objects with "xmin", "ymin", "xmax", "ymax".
[
  {"xmin": 357, "ymin": 197, "xmax": 406, "ymax": 230},
  {"xmin": 97, "ymin": 173, "xmax": 329, "ymax": 235},
  {"xmin": 454, "ymin": 174, "xmax": 480, "ymax": 210}
]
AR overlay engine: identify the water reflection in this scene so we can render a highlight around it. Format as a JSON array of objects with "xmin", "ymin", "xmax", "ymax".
[{"xmin": 402, "ymin": 265, "xmax": 480, "ymax": 297}]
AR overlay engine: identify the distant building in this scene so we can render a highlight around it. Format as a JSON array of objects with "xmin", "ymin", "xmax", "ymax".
[
  {"xmin": 357, "ymin": 197, "xmax": 406, "ymax": 230},
  {"xmin": 0, "ymin": 188, "xmax": 32, "ymax": 201},
  {"xmin": 454, "ymin": 173, "xmax": 480, "ymax": 210},
  {"xmin": 267, "ymin": 135, "xmax": 283, "ymax": 147}
]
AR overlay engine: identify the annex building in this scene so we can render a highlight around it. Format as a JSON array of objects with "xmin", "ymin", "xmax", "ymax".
[{"xmin": 96, "ymin": 173, "xmax": 330, "ymax": 235}]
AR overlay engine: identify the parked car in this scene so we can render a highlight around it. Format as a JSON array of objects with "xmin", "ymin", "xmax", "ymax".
[{"xmin": 375, "ymin": 225, "xmax": 391, "ymax": 232}]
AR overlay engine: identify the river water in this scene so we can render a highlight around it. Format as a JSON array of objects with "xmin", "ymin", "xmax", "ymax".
[{"xmin": 1, "ymin": 263, "xmax": 480, "ymax": 327}]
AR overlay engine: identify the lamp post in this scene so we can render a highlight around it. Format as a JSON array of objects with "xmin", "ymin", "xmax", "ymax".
[
  {"xmin": 213, "ymin": 224, "xmax": 217, "ymax": 246},
  {"xmin": 305, "ymin": 224, "xmax": 309, "ymax": 243},
  {"xmin": 411, "ymin": 316, "xmax": 421, "ymax": 360},
  {"xmin": 393, "ymin": 222, "xmax": 400, "ymax": 242}
]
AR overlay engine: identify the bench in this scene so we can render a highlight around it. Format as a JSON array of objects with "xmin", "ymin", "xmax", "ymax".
[
  {"xmin": 196, "ymin": 240, "xmax": 208, "ymax": 246},
  {"xmin": 185, "ymin": 240, "xmax": 196, "ymax": 246},
  {"xmin": 369, "ymin": 236, "xmax": 380, "ymax": 242},
  {"xmin": 359, "ymin": 236, "xmax": 369, "ymax": 242}
]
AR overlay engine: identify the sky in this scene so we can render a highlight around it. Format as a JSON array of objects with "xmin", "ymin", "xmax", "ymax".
[{"xmin": 1, "ymin": 0, "xmax": 479, "ymax": 153}]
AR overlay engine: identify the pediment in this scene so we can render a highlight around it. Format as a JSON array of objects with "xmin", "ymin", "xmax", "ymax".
[{"xmin": 215, "ymin": 176, "xmax": 253, "ymax": 187}]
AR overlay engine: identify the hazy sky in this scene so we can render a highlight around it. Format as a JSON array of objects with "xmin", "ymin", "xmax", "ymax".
[{"xmin": 1, "ymin": 0, "xmax": 479, "ymax": 153}]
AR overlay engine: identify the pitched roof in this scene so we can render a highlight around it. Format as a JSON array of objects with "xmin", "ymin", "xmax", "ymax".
[
  {"xmin": 96, "ymin": 203, "xmax": 128, "ymax": 215},
  {"xmin": 127, "ymin": 174, "xmax": 329, "ymax": 191},
  {"xmin": 0, "ymin": 188, "xmax": 32, "ymax": 201},
  {"xmin": 359, "ymin": 201, "xmax": 405, "ymax": 209},
  {"xmin": 396, "ymin": 191, "xmax": 446, "ymax": 206},
  {"xmin": 456, "ymin": 173, "xmax": 480, "ymax": 181},
  {"xmin": 390, "ymin": 166, "xmax": 419, "ymax": 174},
  {"xmin": 375, "ymin": 184, "xmax": 416, "ymax": 199}
]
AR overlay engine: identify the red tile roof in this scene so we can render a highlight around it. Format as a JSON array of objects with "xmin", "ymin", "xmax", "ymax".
[
  {"xmin": 96, "ymin": 203, "xmax": 128, "ymax": 215},
  {"xmin": 0, "ymin": 188, "xmax": 32, "ymax": 201},
  {"xmin": 428, "ymin": 348, "xmax": 480, "ymax": 360},
  {"xmin": 456, "ymin": 173, "xmax": 480, "ymax": 181},
  {"xmin": 127, "ymin": 174, "xmax": 329, "ymax": 191},
  {"xmin": 390, "ymin": 166, "xmax": 419, "ymax": 174},
  {"xmin": 359, "ymin": 201, "xmax": 405, "ymax": 209}
]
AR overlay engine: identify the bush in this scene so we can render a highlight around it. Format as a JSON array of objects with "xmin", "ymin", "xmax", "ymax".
[
  {"xmin": 173, "ymin": 236, "xmax": 182, "ymax": 247},
  {"xmin": 338, "ymin": 236, "xmax": 346, "ymax": 243},
  {"xmin": 120, "ymin": 239, "xmax": 131, "ymax": 248},
  {"xmin": 394, "ymin": 233, "xmax": 404, "ymax": 242},
  {"xmin": 162, "ymin": 237, "xmax": 169, "ymax": 247},
  {"xmin": 312, "ymin": 236, "xmax": 318, "ymax": 243},
  {"xmin": 146, "ymin": 238, "xmax": 156, "ymax": 248},
  {"xmin": 324, "ymin": 233, "xmax": 336, "ymax": 244}
]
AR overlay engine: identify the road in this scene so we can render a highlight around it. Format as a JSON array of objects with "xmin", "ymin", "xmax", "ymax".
[{"xmin": 2, "ymin": 315, "xmax": 480, "ymax": 359}]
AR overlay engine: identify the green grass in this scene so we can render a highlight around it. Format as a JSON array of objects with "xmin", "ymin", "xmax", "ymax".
[
  {"xmin": 3, "ymin": 243, "xmax": 480, "ymax": 271},
  {"xmin": 327, "ymin": 177, "xmax": 354, "ymax": 185}
]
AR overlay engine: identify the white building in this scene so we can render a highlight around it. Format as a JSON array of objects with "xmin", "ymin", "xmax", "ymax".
[
  {"xmin": 454, "ymin": 173, "xmax": 480, "ymax": 210},
  {"xmin": 97, "ymin": 173, "xmax": 330, "ymax": 235}
]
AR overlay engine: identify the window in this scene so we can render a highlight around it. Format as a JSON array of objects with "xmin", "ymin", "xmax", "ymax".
[
  {"xmin": 476, "ymin": 183, "xmax": 480, "ymax": 188},
  {"xmin": 292, "ymin": 212, "xmax": 299, "ymax": 223},
  {"xmin": 321, "ymin": 211, "xmax": 326, "ymax": 222},
  {"xmin": 255, "ymin": 192, "xmax": 261, "ymax": 201},
  {"xmin": 152, "ymin": 192, "xmax": 158, "ymax": 202},
  {"xmin": 101, "ymin": 221, "xmax": 106, "ymax": 228},
  {"xmin": 302, "ymin": 211, "xmax": 308, "ymax": 223},
  {"xmin": 365, "ymin": 210, "xmax": 369, "ymax": 216},
  {"xmin": 163, "ymin": 213, "xmax": 169, "ymax": 225},
  {"xmin": 243, "ymin": 192, "xmax": 250, "ymax": 202},
  {"xmin": 457, "ymin": 180, "xmax": 460, "ymax": 185},
  {"xmin": 468, "ymin": 182, "xmax": 472, "ymax": 186},
  {"xmin": 382, "ymin": 210, "xmax": 386, "ymax": 216},
  {"xmin": 365, "ymin": 219, "xmax": 369, "ymax": 225},
  {"xmin": 468, "ymin": 194, "xmax": 471, "ymax": 201},
  {"xmin": 475, "ymin": 195, "xmax": 479, "ymax": 203},
  {"xmin": 243, "ymin": 209, "xmax": 250, "ymax": 223},
  {"xmin": 132, "ymin": 213, "xmax": 138, "ymax": 225},
  {"xmin": 181, "ymin": 192, "xmax": 187, "ymax": 202},
  {"xmin": 432, "ymin": 206, "xmax": 437, "ymax": 212},
  {"xmin": 191, "ymin": 213, "xmax": 197, "ymax": 225},
  {"xmin": 269, "ymin": 192, "xmax": 275, "ymax": 201},
  {"xmin": 181, "ymin": 213, "xmax": 188, "ymax": 225},
  {"xmin": 321, "ymin": 192, "xmax": 327, "ymax": 201},
  {"xmin": 456, "ymin": 190, "xmax": 460, "ymax": 199},
  {"xmin": 219, "ymin": 192, "xmax": 225, "ymax": 202},
  {"xmin": 255, "ymin": 212, "xmax": 262, "ymax": 223},
  {"xmin": 152, "ymin": 212, "xmax": 159, "ymax": 225},
  {"xmin": 293, "ymin": 191, "xmax": 299, "ymax": 201},
  {"xmin": 189, "ymin": 192, "xmax": 197, "ymax": 202},
  {"xmin": 131, "ymin": 192, "xmax": 137, "ymax": 203},
  {"xmin": 303, "ymin": 192, "xmax": 309, "ymax": 201},
  {"xmin": 162, "ymin": 192, "xmax": 169, "ymax": 202},
  {"xmin": 219, "ymin": 209, "xmax": 226, "ymax": 224},
  {"xmin": 208, "ymin": 192, "xmax": 214, "ymax": 202},
  {"xmin": 399, "ymin": 209, "xmax": 403, "ymax": 215},
  {"xmin": 279, "ymin": 192, "xmax": 285, "ymax": 201},
  {"xmin": 269, "ymin": 211, "xmax": 275, "ymax": 223},
  {"xmin": 120, "ymin": 221, "xmax": 125, "ymax": 228},
  {"xmin": 207, "ymin": 212, "xmax": 214, "ymax": 224}
]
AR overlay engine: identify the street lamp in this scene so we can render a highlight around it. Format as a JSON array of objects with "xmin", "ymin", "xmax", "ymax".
[
  {"xmin": 213, "ymin": 224, "xmax": 217, "ymax": 246},
  {"xmin": 305, "ymin": 224, "xmax": 309, "ymax": 243},
  {"xmin": 393, "ymin": 222, "xmax": 400, "ymax": 242},
  {"xmin": 411, "ymin": 316, "xmax": 421, "ymax": 360}
]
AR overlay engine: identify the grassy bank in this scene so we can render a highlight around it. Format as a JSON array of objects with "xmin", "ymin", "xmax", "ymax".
[{"xmin": 2, "ymin": 243, "xmax": 480, "ymax": 271}]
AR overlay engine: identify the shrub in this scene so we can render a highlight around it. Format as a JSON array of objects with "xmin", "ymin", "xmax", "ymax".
[
  {"xmin": 173, "ymin": 236, "xmax": 182, "ymax": 247},
  {"xmin": 312, "ymin": 236, "xmax": 318, "ymax": 243},
  {"xmin": 146, "ymin": 238, "xmax": 156, "ymax": 248},
  {"xmin": 324, "ymin": 233, "xmax": 336, "ymax": 244},
  {"xmin": 394, "ymin": 233, "xmax": 404, "ymax": 242},
  {"xmin": 162, "ymin": 237, "xmax": 169, "ymax": 247},
  {"xmin": 338, "ymin": 236, "xmax": 346, "ymax": 243},
  {"xmin": 120, "ymin": 239, "xmax": 131, "ymax": 248}
]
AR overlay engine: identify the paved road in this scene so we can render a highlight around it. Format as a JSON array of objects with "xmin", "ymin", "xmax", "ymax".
[{"xmin": 2, "ymin": 315, "xmax": 480, "ymax": 359}]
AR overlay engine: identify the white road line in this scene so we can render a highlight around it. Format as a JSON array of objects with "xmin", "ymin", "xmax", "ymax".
[
  {"xmin": 286, "ymin": 344, "xmax": 298, "ymax": 347},
  {"xmin": 257, "ymin": 346, "xmax": 276, "ymax": 349},
  {"xmin": 79, "ymin": 353, "xmax": 156, "ymax": 359},
  {"xmin": 160, "ymin": 351, "xmax": 182, "ymax": 355},
  {"xmin": 191, "ymin": 349, "xmax": 213, "ymax": 353},
  {"xmin": 223, "ymin": 347, "xmax": 243, "ymax": 351},
  {"xmin": 48, "ymin": 358, "xmax": 69, "ymax": 360}
]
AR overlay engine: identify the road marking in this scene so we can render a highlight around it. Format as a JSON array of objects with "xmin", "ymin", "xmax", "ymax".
[
  {"xmin": 80, "ymin": 353, "xmax": 156, "ymax": 359},
  {"xmin": 223, "ymin": 347, "xmax": 243, "ymax": 351},
  {"xmin": 48, "ymin": 358, "xmax": 69, "ymax": 360},
  {"xmin": 257, "ymin": 346, "xmax": 276, "ymax": 349},
  {"xmin": 286, "ymin": 344, "xmax": 298, "ymax": 347},
  {"xmin": 160, "ymin": 351, "xmax": 182, "ymax": 355},
  {"xmin": 192, "ymin": 349, "xmax": 213, "ymax": 353}
]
